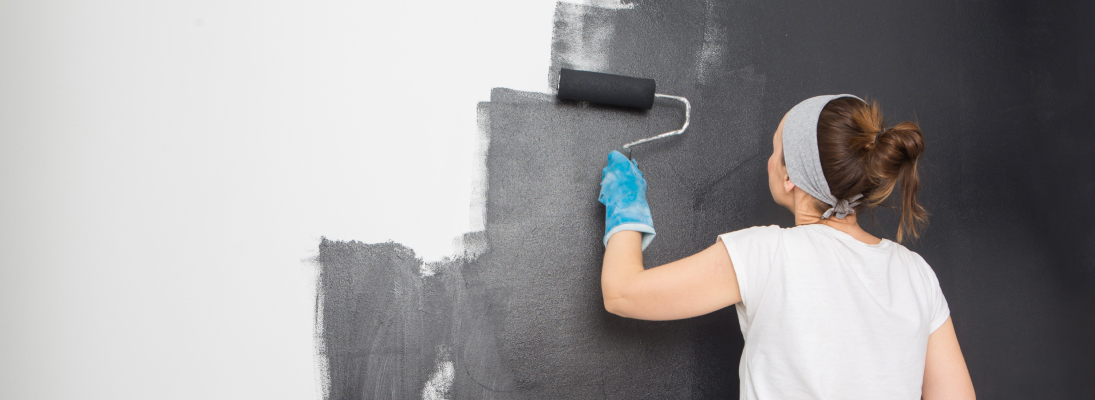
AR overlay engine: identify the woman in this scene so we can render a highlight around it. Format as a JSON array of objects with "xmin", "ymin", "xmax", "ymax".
[{"xmin": 598, "ymin": 95, "xmax": 975, "ymax": 399}]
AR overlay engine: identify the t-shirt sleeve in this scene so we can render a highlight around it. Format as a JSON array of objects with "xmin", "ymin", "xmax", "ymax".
[
  {"xmin": 918, "ymin": 254, "xmax": 951, "ymax": 334},
  {"xmin": 718, "ymin": 225, "xmax": 782, "ymax": 308}
]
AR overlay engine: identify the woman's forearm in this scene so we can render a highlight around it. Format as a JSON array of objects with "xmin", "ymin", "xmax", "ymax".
[{"xmin": 601, "ymin": 231, "xmax": 645, "ymax": 316}]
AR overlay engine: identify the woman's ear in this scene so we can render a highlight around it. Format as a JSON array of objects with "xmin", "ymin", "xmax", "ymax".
[{"xmin": 782, "ymin": 172, "xmax": 796, "ymax": 194}]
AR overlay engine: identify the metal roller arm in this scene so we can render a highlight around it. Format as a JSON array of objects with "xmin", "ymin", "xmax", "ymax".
[{"xmin": 622, "ymin": 93, "xmax": 691, "ymax": 149}]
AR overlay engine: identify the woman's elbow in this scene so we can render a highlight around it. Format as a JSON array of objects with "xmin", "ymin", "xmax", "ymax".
[
  {"xmin": 602, "ymin": 292, "xmax": 631, "ymax": 317},
  {"xmin": 603, "ymin": 299, "xmax": 622, "ymax": 317}
]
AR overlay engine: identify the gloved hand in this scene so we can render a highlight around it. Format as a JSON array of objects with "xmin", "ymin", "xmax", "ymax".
[{"xmin": 599, "ymin": 150, "xmax": 656, "ymax": 250}]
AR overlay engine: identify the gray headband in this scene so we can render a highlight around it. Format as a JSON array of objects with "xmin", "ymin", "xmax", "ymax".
[{"xmin": 782, "ymin": 94, "xmax": 864, "ymax": 219}]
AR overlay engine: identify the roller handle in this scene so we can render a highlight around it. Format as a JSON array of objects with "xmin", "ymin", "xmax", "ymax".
[{"xmin": 557, "ymin": 68, "xmax": 656, "ymax": 109}]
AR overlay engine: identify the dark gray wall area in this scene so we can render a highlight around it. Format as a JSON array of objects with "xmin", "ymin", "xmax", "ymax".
[{"xmin": 315, "ymin": 1, "xmax": 1094, "ymax": 398}]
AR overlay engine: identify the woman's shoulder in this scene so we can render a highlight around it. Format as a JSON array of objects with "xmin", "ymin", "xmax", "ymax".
[
  {"xmin": 720, "ymin": 224, "xmax": 783, "ymax": 239},
  {"xmin": 891, "ymin": 243, "xmax": 935, "ymax": 271},
  {"xmin": 718, "ymin": 225, "xmax": 784, "ymax": 254}
]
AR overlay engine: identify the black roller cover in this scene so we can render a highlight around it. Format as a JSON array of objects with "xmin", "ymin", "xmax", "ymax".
[{"xmin": 557, "ymin": 68, "xmax": 656, "ymax": 109}]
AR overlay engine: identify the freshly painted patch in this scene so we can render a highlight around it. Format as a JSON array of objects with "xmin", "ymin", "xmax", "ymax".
[
  {"xmin": 315, "ymin": 233, "xmax": 515, "ymax": 399},
  {"xmin": 315, "ymin": 2, "xmax": 767, "ymax": 397}
]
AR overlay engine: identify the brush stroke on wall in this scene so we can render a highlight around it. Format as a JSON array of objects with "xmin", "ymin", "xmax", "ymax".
[{"xmin": 315, "ymin": 1, "xmax": 1095, "ymax": 398}]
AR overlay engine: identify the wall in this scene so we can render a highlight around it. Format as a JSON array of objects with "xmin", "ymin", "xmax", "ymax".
[
  {"xmin": 316, "ymin": 1, "xmax": 1095, "ymax": 399},
  {"xmin": 3, "ymin": 1, "xmax": 1092, "ymax": 399}
]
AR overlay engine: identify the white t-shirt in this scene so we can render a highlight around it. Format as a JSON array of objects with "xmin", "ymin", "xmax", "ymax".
[{"xmin": 719, "ymin": 224, "xmax": 950, "ymax": 400}]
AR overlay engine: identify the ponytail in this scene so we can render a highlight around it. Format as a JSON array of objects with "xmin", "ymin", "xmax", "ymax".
[
  {"xmin": 817, "ymin": 98, "xmax": 928, "ymax": 242},
  {"xmin": 865, "ymin": 121, "xmax": 927, "ymax": 241}
]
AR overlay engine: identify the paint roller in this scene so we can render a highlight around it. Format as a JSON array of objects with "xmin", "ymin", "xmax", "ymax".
[{"xmin": 557, "ymin": 68, "xmax": 690, "ymax": 157}]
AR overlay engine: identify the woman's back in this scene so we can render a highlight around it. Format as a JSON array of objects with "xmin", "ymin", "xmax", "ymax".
[
  {"xmin": 598, "ymin": 94, "xmax": 973, "ymax": 399},
  {"xmin": 724, "ymin": 224, "xmax": 949, "ymax": 399}
]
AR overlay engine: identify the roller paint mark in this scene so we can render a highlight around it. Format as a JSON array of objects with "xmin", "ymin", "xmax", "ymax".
[
  {"xmin": 548, "ymin": 3, "xmax": 620, "ymax": 90},
  {"xmin": 696, "ymin": 0, "xmax": 728, "ymax": 84},
  {"xmin": 421, "ymin": 347, "xmax": 454, "ymax": 400},
  {"xmin": 469, "ymin": 102, "xmax": 491, "ymax": 233},
  {"xmin": 578, "ymin": 0, "xmax": 636, "ymax": 9}
]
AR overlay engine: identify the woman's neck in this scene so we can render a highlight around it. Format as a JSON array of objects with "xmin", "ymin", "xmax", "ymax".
[{"xmin": 790, "ymin": 190, "xmax": 882, "ymax": 245}]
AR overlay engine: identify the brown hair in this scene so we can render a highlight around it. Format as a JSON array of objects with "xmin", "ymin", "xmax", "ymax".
[{"xmin": 814, "ymin": 97, "xmax": 928, "ymax": 242}]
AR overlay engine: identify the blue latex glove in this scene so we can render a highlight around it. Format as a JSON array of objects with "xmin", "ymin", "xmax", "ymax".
[{"xmin": 599, "ymin": 150, "xmax": 656, "ymax": 250}]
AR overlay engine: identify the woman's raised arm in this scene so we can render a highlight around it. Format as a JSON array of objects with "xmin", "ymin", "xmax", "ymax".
[{"xmin": 601, "ymin": 231, "xmax": 741, "ymax": 321}]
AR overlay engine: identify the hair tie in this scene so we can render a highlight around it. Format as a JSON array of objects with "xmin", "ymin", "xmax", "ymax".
[{"xmin": 821, "ymin": 194, "xmax": 863, "ymax": 219}]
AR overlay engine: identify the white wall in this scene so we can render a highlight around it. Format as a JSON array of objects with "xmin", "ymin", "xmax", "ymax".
[{"xmin": 0, "ymin": 1, "xmax": 564, "ymax": 398}]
